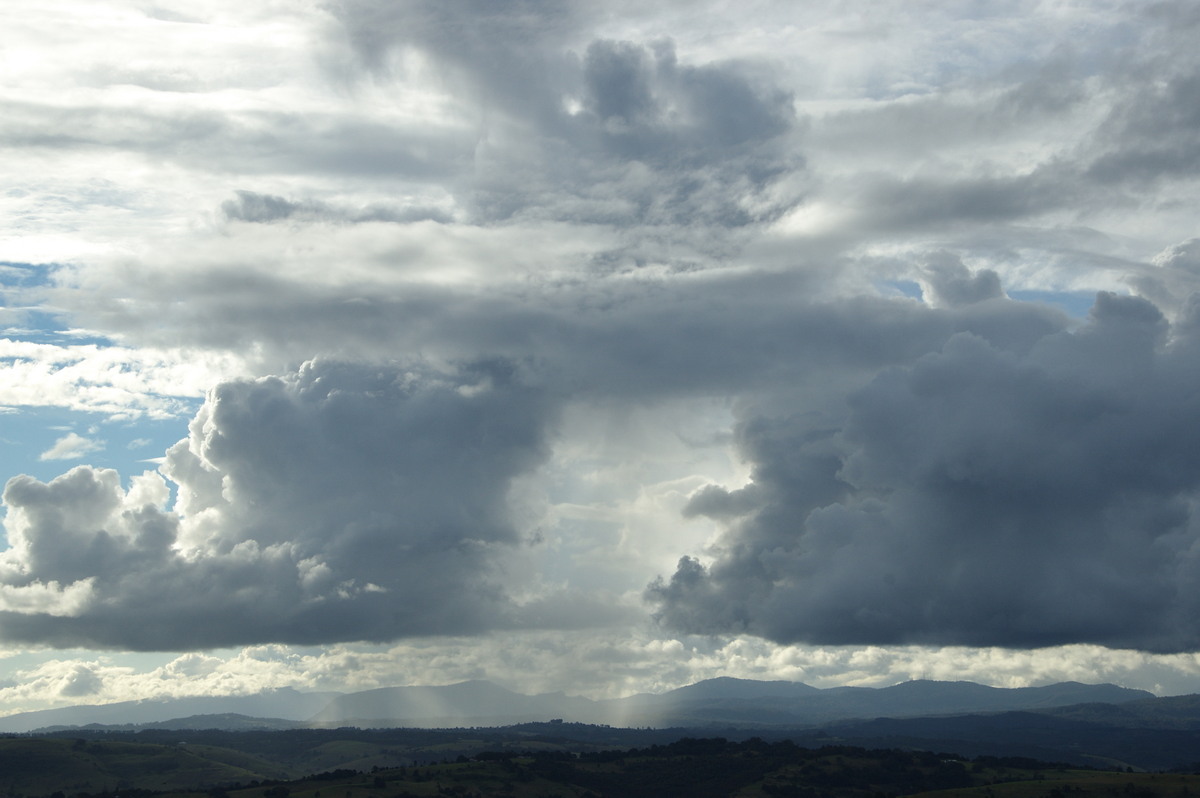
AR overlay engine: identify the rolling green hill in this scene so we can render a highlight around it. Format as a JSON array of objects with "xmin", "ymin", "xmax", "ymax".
[
  {"xmin": 4, "ymin": 733, "xmax": 1200, "ymax": 797},
  {"xmin": 0, "ymin": 736, "xmax": 281, "ymax": 795}
]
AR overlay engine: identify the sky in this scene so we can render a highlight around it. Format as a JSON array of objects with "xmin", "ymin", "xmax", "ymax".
[{"xmin": 4, "ymin": 1, "xmax": 1200, "ymax": 715}]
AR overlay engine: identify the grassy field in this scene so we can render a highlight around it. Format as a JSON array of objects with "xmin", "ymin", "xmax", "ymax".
[
  {"xmin": 193, "ymin": 759, "xmax": 1200, "ymax": 798},
  {"xmin": 910, "ymin": 769, "xmax": 1200, "ymax": 797},
  {"xmin": 0, "ymin": 736, "xmax": 269, "ymax": 795},
  {"xmin": 5, "ymin": 733, "xmax": 1200, "ymax": 798}
]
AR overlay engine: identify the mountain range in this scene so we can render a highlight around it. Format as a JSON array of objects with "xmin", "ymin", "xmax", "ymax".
[{"xmin": 0, "ymin": 677, "xmax": 1156, "ymax": 733}]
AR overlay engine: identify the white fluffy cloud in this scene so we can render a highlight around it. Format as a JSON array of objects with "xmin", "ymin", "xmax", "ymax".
[
  {"xmin": 0, "ymin": 338, "xmax": 248, "ymax": 418},
  {"xmin": 5, "ymin": 635, "xmax": 1200, "ymax": 717},
  {"xmin": 37, "ymin": 432, "xmax": 103, "ymax": 461}
]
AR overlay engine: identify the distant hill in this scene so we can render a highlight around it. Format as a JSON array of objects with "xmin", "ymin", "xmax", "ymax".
[
  {"xmin": 660, "ymin": 676, "xmax": 822, "ymax": 700},
  {"xmin": 307, "ymin": 678, "xmax": 1152, "ymax": 729},
  {"xmin": 308, "ymin": 680, "xmax": 599, "ymax": 727},
  {"xmin": 1039, "ymin": 692, "xmax": 1200, "ymax": 729},
  {"xmin": 818, "ymin": 703, "xmax": 1200, "ymax": 771},
  {"xmin": 0, "ymin": 678, "xmax": 1157, "ymax": 733},
  {"xmin": 32, "ymin": 713, "xmax": 308, "ymax": 733},
  {"xmin": 0, "ymin": 688, "xmax": 341, "ymax": 733},
  {"xmin": 596, "ymin": 678, "xmax": 1153, "ymax": 728}
]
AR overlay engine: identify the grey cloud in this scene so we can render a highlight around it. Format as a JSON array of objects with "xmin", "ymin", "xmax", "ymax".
[
  {"xmin": 221, "ymin": 190, "xmax": 452, "ymax": 225},
  {"xmin": 793, "ymin": 8, "xmax": 1200, "ymax": 256},
  {"xmin": 0, "ymin": 359, "xmax": 557, "ymax": 650},
  {"xmin": 28, "ymin": 246, "xmax": 1200, "ymax": 655},
  {"xmin": 920, "ymin": 252, "xmax": 1004, "ymax": 308},
  {"xmin": 221, "ymin": 191, "xmax": 300, "ymax": 222},
  {"xmin": 0, "ymin": 100, "xmax": 470, "ymax": 182},
  {"xmin": 1128, "ymin": 238, "xmax": 1200, "ymax": 322},
  {"xmin": 856, "ymin": 166, "xmax": 1078, "ymax": 232},
  {"xmin": 583, "ymin": 39, "xmax": 656, "ymax": 124},
  {"xmin": 333, "ymin": 0, "xmax": 584, "ymax": 124},
  {"xmin": 579, "ymin": 38, "xmax": 793, "ymax": 157},
  {"xmin": 329, "ymin": 1, "xmax": 801, "ymax": 228},
  {"xmin": 650, "ymin": 289, "xmax": 1200, "ymax": 653},
  {"xmin": 1062, "ymin": 9, "xmax": 1200, "ymax": 196},
  {"xmin": 814, "ymin": 59, "xmax": 1087, "ymax": 161},
  {"xmin": 1084, "ymin": 72, "xmax": 1200, "ymax": 187},
  {"xmin": 72, "ymin": 261, "xmax": 1068, "ymax": 402},
  {"xmin": 20, "ymin": 2, "xmax": 1200, "ymax": 662}
]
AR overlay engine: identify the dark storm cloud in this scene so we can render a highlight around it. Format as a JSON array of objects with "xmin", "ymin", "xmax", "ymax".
[
  {"xmin": 650, "ymin": 288, "xmax": 1200, "ymax": 653},
  {"xmin": 0, "ymin": 360, "xmax": 557, "ymax": 649}
]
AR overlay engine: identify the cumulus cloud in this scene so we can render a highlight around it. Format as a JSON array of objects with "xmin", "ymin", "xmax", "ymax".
[
  {"xmin": 650, "ymin": 288, "xmax": 1200, "ymax": 652},
  {"xmin": 0, "ymin": 359, "xmax": 560, "ymax": 649},
  {"xmin": 57, "ymin": 663, "xmax": 103, "ymax": 697},
  {"xmin": 38, "ymin": 432, "xmax": 103, "ymax": 461},
  {"xmin": 1130, "ymin": 238, "xmax": 1200, "ymax": 322}
]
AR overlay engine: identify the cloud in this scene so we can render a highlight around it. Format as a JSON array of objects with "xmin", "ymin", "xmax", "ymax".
[
  {"xmin": 1130, "ymin": 238, "xmax": 1200, "ymax": 321},
  {"xmin": 326, "ymin": 0, "xmax": 801, "ymax": 231},
  {"xmin": 20, "ymin": 261, "xmax": 1200, "ymax": 656},
  {"xmin": 8, "ymin": 0, "xmax": 1200, "ymax": 702},
  {"xmin": 0, "ymin": 359, "xmax": 562, "ymax": 650},
  {"xmin": 0, "ymin": 337, "xmax": 248, "ymax": 419},
  {"xmin": 38, "ymin": 432, "xmax": 104, "ymax": 461},
  {"xmin": 33, "ymin": 2, "xmax": 1195, "ymax": 382},
  {"xmin": 5, "ymin": 634, "xmax": 1200, "ymax": 716},
  {"xmin": 650, "ymin": 287, "xmax": 1200, "ymax": 653},
  {"xmin": 57, "ymin": 663, "xmax": 103, "ymax": 698},
  {"xmin": 220, "ymin": 190, "xmax": 452, "ymax": 225}
]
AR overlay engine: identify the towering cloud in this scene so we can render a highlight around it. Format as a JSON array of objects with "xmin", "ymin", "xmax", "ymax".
[
  {"xmin": 651, "ymin": 288, "xmax": 1200, "ymax": 652},
  {"xmin": 0, "ymin": 360, "xmax": 554, "ymax": 649}
]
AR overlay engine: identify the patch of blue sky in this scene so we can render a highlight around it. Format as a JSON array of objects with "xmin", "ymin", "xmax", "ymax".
[
  {"xmin": 879, "ymin": 280, "xmax": 924, "ymax": 300},
  {"xmin": 0, "ymin": 649, "xmax": 182, "ymax": 692},
  {"xmin": 1008, "ymin": 289, "xmax": 1098, "ymax": 319},
  {"xmin": 0, "ymin": 262, "xmax": 192, "ymax": 521},
  {"xmin": 0, "ymin": 262, "xmax": 108, "ymax": 346},
  {"xmin": 881, "ymin": 280, "xmax": 1099, "ymax": 320},
  {"xmin": 0, "ymin": 405, "xmax": 189, "ymax": 489},
  {"xmin": 0, "ymin": 309, "xmax": 116, "ymax": 348},
  {"xmin": 0, "ymin": 261, "xmax": 54, "ymax": 289},
  {"xmin": 0, "ymin": 407, "xmax": 189, "ymax": 551}
]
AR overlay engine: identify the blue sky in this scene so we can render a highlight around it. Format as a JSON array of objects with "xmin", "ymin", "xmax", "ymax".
[
  {"xmin": 0, "ymin": 261, "xmax": 200, "ymax": 492},
  {"xmin": 4, "ymin": 1, "xmax": 1200, "ymax": 714}
]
